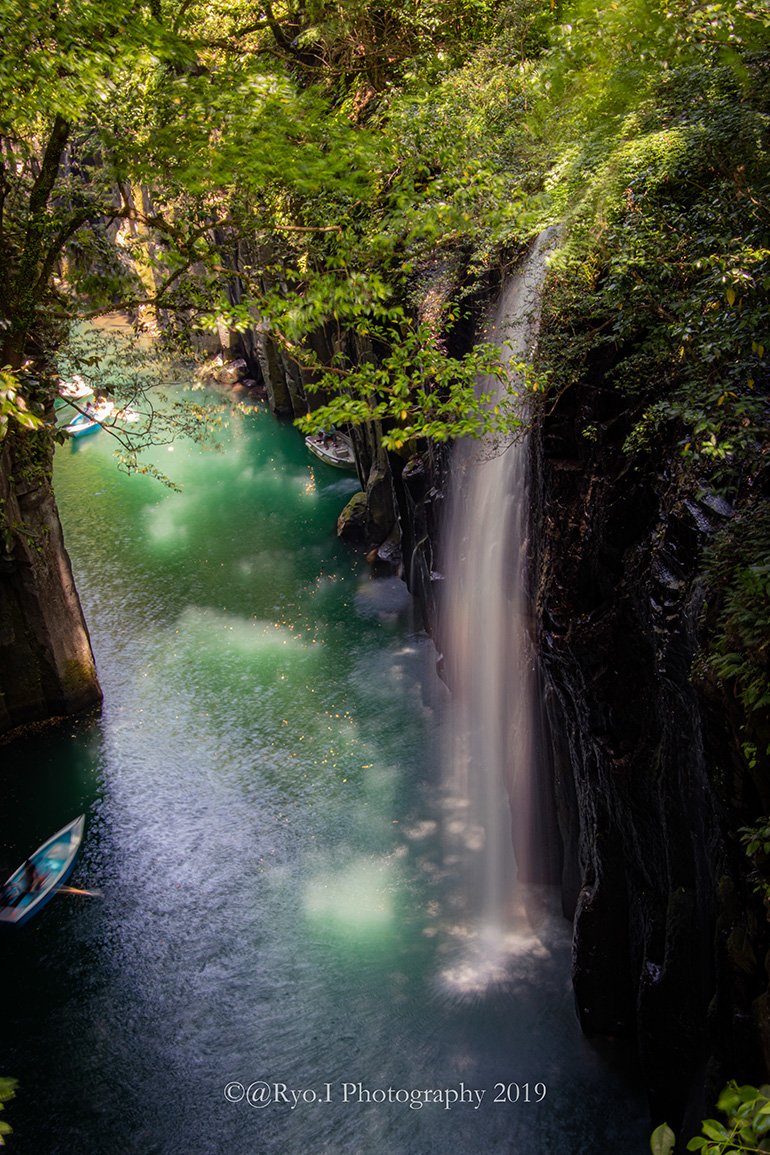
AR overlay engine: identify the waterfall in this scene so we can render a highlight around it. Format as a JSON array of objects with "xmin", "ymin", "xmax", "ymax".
[{"xmin": 438, "ymin": 229, "xmax": 560, "ymax": 987}]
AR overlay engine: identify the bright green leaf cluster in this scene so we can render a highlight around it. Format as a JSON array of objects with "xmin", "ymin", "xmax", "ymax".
[
  {"xmin": 651, "ymin": 1083, "xmax": 770, "ymax": 1155},
  {"xmin": 0, "ymin": 371, "xmax": 44, "ymax": 441}
]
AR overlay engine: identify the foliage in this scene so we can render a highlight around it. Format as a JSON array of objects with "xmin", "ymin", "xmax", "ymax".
[
  {"xmin": 293, "ymin": 322, "xmax": 533, "ymax": 449},
  {"xmin": 533, "ymin": 9, "xmax": 770, "ymax": 487},
  {"xmin": 0, "ymin": 371, "xmax": 44, "ymax": 441},
  {"xmin": 123, "ymin": 1, "xmax": 554, "ymax": 447},
  {"xmin": 738, "ymin": 817, "xmax": 770, "ymax": 905},
  {"xmin": 741, "ymin": 821, "xmax": 770, "ymax": 863},
  {"xmin": 0, "ymin": 1077, "xmax": 16, "ymax": 1147},
  {"xmin": 700, "ymin": 503, "xmax": 770, "ymax": 760},
  {"xmin": 0, "ymin": 0, "xmax": 384, "ymax": 471},
  {"xmin": 651, "ymin": 1121, "xmax": 677, "ymax": 1155},
  {"xmin": 650, "ymin": 1083, "xmax": 770, "ymax": 1155},
  {"xmin": 0, "ymin": 0, "xmax": 553, "ymax": 464},
  {"xmin": 529, "ymin": 1, "xmax": 770, "ymax": 836},
  {"xmin": 1, "ymin": 0, "xmax": 768, "ymax": 466},
  {"xmin": 55, "ymin": 325, "xmax": 230, "ymax": 487},
  {"xmin": 237, "ymin": 2, "xmax": 554, "ymax": 440},
  {"xmin": 709, "ymin": 558, "xmax": 770, "ymax": 719}
]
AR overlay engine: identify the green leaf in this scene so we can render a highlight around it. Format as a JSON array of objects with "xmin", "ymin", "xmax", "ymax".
[{"xmin": 651, "ymin": 1122, "xmax": 676, "ymax": 1155}]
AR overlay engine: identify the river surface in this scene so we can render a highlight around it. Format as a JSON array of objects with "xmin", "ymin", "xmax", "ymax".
[{"xmin": 0, "ymin": 381, "xmax": 649, "ymax": 1154}]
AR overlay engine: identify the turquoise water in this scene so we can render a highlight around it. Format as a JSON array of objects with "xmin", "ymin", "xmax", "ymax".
[{"xmin": 0, "ymin": 384, "xmax": 649, "ymax": 1154}]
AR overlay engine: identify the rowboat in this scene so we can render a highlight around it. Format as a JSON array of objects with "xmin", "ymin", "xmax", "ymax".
[
  {"xmin": 0, "ymin": 815, "xmax": 86, "ymax": 927},
  {"xmin": 65, "ymin": 400, "xmax": 114, "ymax": 437},
  {"xmin": 65, "ymin": 413, "xmax": 100, "ymax": 437},
  {"xmin": 305, "ymin": 431, "xmax": 356, "ymax": 470},
  {"xmin": 56, "ymin": 375, "xmax": 93, "ymax": 406}
]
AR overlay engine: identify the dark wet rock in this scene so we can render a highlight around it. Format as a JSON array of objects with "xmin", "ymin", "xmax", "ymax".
[
  {"xmin": 374, "ymin": 525, "xmax": 402, "ymax": 568},
  {"xmin": 532, "ymin": 373, "xmax": 770, "ymax": 1130},
  {"xmin": 364, "ymin": 462, "xmax": 396, "ymax": 545},
  {"xmin": 255, "ymin": 324, "xmax": 295, "ymax": 417},
  {"xmin": 336, "ymin": 491, "xmax": 368, "ymax": 542}
]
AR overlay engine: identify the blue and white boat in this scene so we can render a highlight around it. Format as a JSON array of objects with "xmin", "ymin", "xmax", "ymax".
[
  {"xmin": 65, "ymin": 400, "xmax": 114, "ymax": 437},
  {"xmin": 0, "ymin": 816, "xmax": 86, "ymax": 926}
]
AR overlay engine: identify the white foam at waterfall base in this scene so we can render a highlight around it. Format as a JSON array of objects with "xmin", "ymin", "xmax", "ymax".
[{"xmin": 439, "ymin": 227, "xmax": 560, "ymax": 996}]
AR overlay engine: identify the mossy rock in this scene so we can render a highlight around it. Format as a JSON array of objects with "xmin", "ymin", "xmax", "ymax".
[{"xmin": 337, "ymin": 491, "xmax": 367, "ymax": 542}]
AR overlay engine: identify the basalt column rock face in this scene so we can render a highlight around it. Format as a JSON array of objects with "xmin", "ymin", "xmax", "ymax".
[
  {"xmin": 532, "ymin": 374, "xmax": 769, "ymax": 1131},
  {"xmin": 0, "ymin": 429, "xmax": 102, "ymax": 735},
  {"xmin": 389, "ymin": 443, "xmax": 448, "ymax": 634}
]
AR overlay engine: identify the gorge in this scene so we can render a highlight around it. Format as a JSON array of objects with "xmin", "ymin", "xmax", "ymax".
[
  {"xmin": 0, "ymin": 372, "xmax": 651, "ymax": 1154},
  {"xmin": 1, "ymin": 0, "xmax": 769, "ymax": 1151},
  {"xmin": 243, "ymin": 224, "xmax": 770, "ymax": 1139}
]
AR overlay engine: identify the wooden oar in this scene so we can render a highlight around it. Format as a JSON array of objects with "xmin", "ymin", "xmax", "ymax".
[{"xmin": 57, "ymin": 884, "xmax": 103, "ymax": 898}]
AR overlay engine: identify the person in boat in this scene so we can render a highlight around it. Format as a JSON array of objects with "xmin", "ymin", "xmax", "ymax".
[{"xmin": 21, "ymin": 858, "xmax": 43, "ymax": 894}]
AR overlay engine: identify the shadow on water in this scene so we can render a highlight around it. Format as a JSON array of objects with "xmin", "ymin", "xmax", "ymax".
[{"xmin": 0, "ymin": 716, "xmax": 104, "ymax": 868}]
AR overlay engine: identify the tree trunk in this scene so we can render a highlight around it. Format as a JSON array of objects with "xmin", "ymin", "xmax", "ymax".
[{"xmin": 0, "ymin": 427, "xmax": 102, "ymax": 735}]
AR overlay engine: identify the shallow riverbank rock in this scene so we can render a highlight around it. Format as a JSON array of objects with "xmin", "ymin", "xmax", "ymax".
[
  {"xmin": 196, "ymin": 355, "xmax": 248, "ymax": 388},
  {"xmin": 337, "ymin": 492, "xmax": 368, "ymax": 542}
]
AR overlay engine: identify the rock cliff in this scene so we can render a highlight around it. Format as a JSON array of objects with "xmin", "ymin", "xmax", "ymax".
[
  {"xmin": 531, "ymin": 340, "xmax": 769, "ymax": 1132},
  {"xmin": 0, "ymin": 426, "xmax": 102, "ymax": 736}
]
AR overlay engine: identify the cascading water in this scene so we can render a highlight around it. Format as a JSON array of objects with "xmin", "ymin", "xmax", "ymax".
[{"xmin": 439, "ymin": 228, "xmax": 560, "ymax": 987}]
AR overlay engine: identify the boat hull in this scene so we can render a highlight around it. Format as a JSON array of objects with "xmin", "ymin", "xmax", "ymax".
[
  {"xmin": 65, "ymin": 401, "xmax": 115, "ymax": 437},
  {"xmin": 0, "ymin": 816, "xmax": 86, "ymax": 927},
  {"xmin": 66, "ymin": 415, "xmax": 100, "ymax": 437},
  {"xmin": 305, "ymin": 433, "xmax": 356, "ymax": 470}
]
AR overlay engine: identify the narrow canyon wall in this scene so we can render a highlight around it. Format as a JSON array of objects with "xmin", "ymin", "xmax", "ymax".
[
  {"xmin": 532, "ymin": 357, "xmax": 770, "ymax": 1133},
  {"xmin": 0, "ymin": 428, "xmax": 102, "ymax": 736}
]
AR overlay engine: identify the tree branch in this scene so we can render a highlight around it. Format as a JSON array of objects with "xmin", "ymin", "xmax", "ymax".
[{"xmin": 35, "ymin": 209, "xmax": 117, "ymax": 299}]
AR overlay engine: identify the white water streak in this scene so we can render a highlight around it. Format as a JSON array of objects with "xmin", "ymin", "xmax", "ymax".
[{"xmin": 442, "ymin": 229, "xmax": 559, "ymax": 937}]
